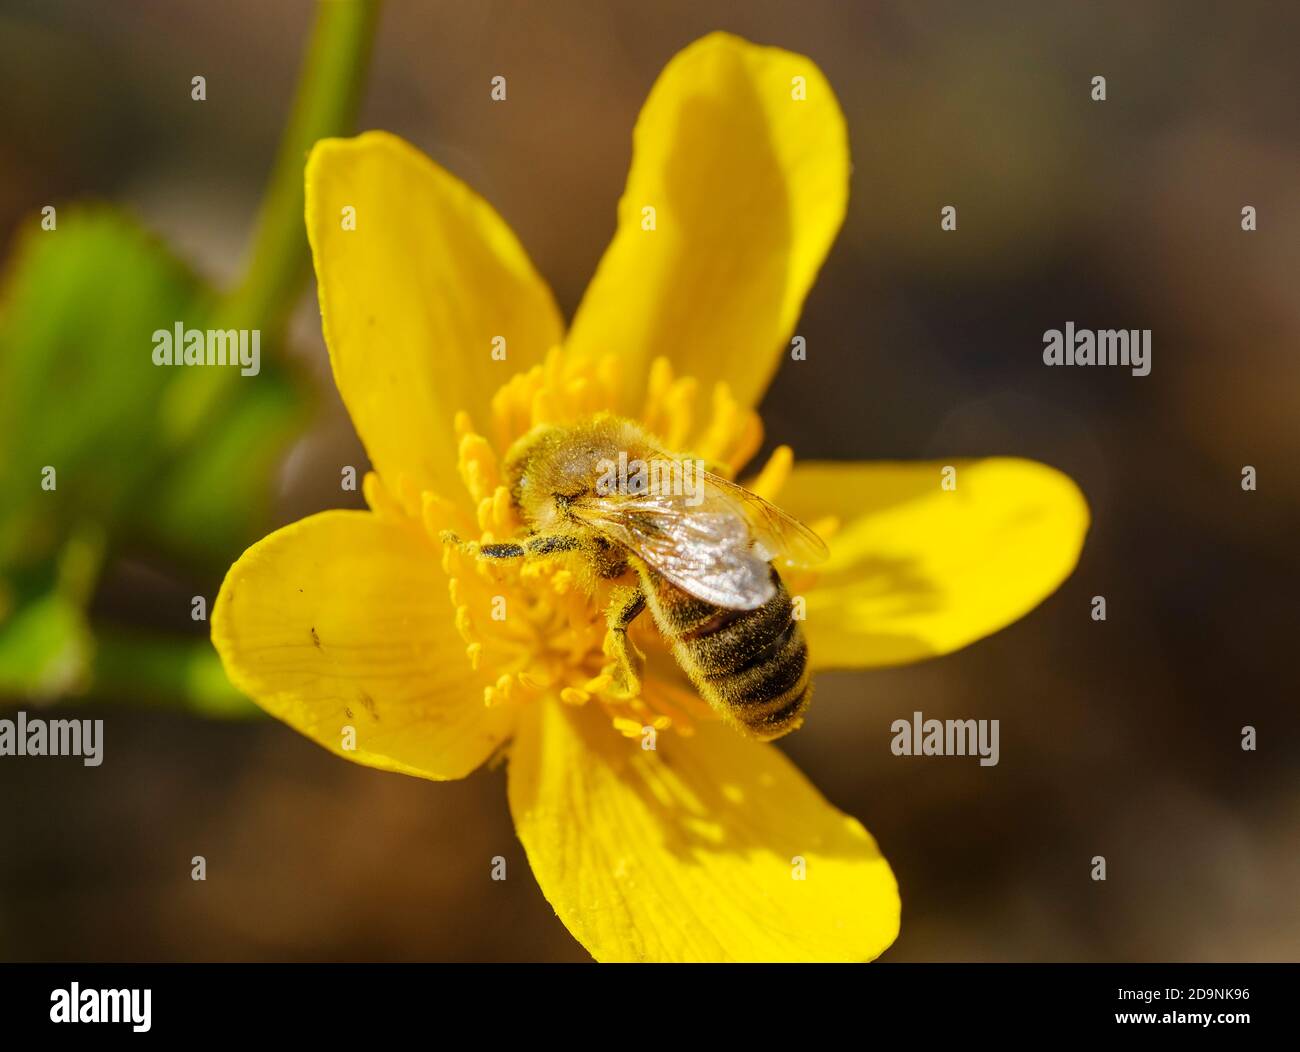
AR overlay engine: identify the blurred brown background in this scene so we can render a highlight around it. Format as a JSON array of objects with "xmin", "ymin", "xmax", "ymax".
[{"xmin": 1, "ymin": 0, "xmax": 1297, "ymax": 961}]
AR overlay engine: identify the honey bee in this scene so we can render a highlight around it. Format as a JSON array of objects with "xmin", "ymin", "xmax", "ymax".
[{"xmin": 448, "ymin": 415, "xmax": 828, "ymax": 741}]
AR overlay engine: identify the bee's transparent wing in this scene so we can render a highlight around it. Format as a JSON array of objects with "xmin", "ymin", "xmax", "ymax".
[
  {"xmin": 571, "ymin": 469, "xmax": 826, "ymax": 610},
  {"xmin": 571, "ymin": 493, "xmax": 776, "ymax": 610},
  {"xmin": 699, "ymin": 470, "xmax": 830, "ymax": 567}
]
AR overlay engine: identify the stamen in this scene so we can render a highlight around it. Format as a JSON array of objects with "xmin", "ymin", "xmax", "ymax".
[
  {"xmin": 750, "ymin": 445, "xmax": 794, "ymax": 501},
  {"xmin": 642, "ymin": 356, "xmax": 674, "ymax": 433},
  {"xmin": 457, "ymin": 431, "xmax": 500, "ymax": 506},
  {"xmin": 662, "ymin": 378, "xmax": 698, "ymax": 450},
  {"xmin": 362, "ymin": 471, "xmax": 406, "ymax": 521}
]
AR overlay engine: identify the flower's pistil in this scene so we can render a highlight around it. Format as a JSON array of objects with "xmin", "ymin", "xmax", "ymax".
[{"xmin": 415, "ymin": 351, "xmax": 834, "ymax": 739}]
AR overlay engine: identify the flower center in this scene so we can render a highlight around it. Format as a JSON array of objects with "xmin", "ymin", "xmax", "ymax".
[{"xmin": 423, "ymin": 350, "xmax": 819, "ymax": 739}]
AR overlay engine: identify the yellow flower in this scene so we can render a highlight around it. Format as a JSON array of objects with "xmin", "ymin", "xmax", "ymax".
[{"xmin": 212, "ymin": 32, "xmax": 1088, "ymax": 962}]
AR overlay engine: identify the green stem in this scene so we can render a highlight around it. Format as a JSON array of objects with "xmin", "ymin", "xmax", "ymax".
[
  {"xmin": 158, "ymin": 0, "xmax": 381, "ymax": 470},
  {"xmin": 223, "ymin": 0, "xmax": 382, "ymax": 332}
]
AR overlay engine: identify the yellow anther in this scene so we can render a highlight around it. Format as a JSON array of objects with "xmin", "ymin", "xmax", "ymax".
[
  {"xmin": 595, "ymin": 355, "xmax": 621, "ymax": 402},
  {"xmin": 394, "ymin": 474, "xmax": 422, "ymax": 517},
  {"xmin": 663, "ymin": 378, "xmax": 697, "ymax": 448},
  {"xmin": 728, "ymin": 412, "xmax": 764, "ymax": 476},
  {"xmin": 612, "ymin": 717, "xmax": 643, "ymax": 738},
  {"xmin": 491, "ymin": 486, "xmax": 517, "ymax": 533},
  {"xmin": 454, "ymin": 606, "xmax": 477, "ymax": 644},
  {"xmin": 751, "ymin": 445, "xmax": 794, "ymax": 501},
  {"xmin": 697, "ymin": 381, "xmax": 740, "ymax": 462},
  {"xmin": 423, "ymin": 491, "xmax": 472, "ymax": 545},
  {"xmin": 643, "ymin": 356, "xmax": 674, "ymax": 425},
  {"xmin": 531, "ymin": 388, "xmax": 558, "ymax": 427},
  {"xmin": 476, "ymin": 495, "xmax": 497, "ymax": 533},
  {"xmin": 566, "ymin": 376, "xmax": 590, "ymax": 405},
  {"xmin": 812, "ymin": 514, "xmax": 840, "ymax": 541},
  {"xmin": 457, "ymin": 432, "xmax": 500, "ymax": 505},
  {"xmin": 361, "ymin": 472, "xmax": 404, "ymax": 521},
  {"xmin": 517, "ymin": 668, "xmax": 556, "ymax": 691}
]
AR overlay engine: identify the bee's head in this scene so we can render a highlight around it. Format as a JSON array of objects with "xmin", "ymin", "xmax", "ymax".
[{"xmin": 504, "ymin": 417, "xmax": 649, "ymax": 527}]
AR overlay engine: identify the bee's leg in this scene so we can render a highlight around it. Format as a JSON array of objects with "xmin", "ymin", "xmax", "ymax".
[
  {"xmin": 604, "ymin": 584, "xmax": 647, "ymax": 695},
  {"xmin": 521, "ymin": 534, "xmax": 582, "ymax": 557},
  {"xmin": 440, "ymin": 531, "xmax": 580, "ymax": 563}
]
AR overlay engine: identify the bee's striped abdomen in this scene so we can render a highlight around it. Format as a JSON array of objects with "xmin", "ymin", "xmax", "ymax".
[{"xmin": 645, "ymin": 567, "xmax": 812, "ymax": 741}]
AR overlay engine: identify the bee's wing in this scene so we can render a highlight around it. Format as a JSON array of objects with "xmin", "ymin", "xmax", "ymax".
[
  {"xmin": 570, "ymin": 492, "xmax": 776, "ymax": 610},
  {"xmin": 700, "ymin": 470, "xmax": 829, "ymax": 567}
]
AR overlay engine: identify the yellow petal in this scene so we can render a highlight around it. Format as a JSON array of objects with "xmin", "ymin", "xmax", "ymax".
[
  {"xmin": 508, "ymin": 698, "xmax": 898, "ymax": 962},
  {"xmin": 306, "ymin": 131, "xmax": 564, "ymax": 508},
  {"xmin": 781, "ymin": 458, "xmax": 1089, "ymax": 668},
  {"xmin": 212, "ymin": 510, "xmax": 511, "ymax": 779},
  {"xmin": 565, "ymin": 32, "xmax": 849, "ymax": 411}
]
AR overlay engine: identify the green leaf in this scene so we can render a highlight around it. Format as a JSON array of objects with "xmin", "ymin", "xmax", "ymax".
[
  {"xmin": 0, "ymin": 523, "xmax": 102, "ymax": 697},
  {"xmin": 0, "ymin": 0, "xmax": 381, "ymax": 710},
  {"xmin": 0, "ymin": 208, "xmax": 309, "ymax": 694},
  {"xmin": 0, "ymin": 588, "xmax": 92, "ymax": 697},
  {"xmin": 142, "ymin": 354, "xmax": 309, "ymax": 567},
  {"xmin": 0, "ymin": 207, "xmax": 212, "ymax": 573}
]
